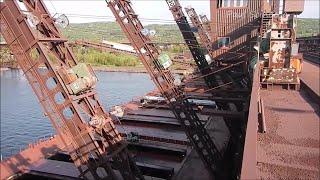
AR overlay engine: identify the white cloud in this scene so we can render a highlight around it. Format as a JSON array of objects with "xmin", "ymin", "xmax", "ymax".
[
  {"xmin": 43, "ymin": 0, "xmax": 319, "ymax": 24},
  {"xmin": 298, "ymin": 0, "xmax": 320, "ymax": 19}
]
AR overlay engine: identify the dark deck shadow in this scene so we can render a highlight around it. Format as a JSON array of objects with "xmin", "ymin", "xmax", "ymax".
[{"xmin": 299, "ymin": 83, "xmax": 320, "ymax": 117}]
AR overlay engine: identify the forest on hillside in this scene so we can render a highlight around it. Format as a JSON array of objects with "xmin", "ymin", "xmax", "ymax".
[
  {"xmin": 1, "ymin": 18, "xmax": 319, "ymax": 68},
  {"xmin": 62, "ymin": 18, "xmax": 319, "ymax": 43}
]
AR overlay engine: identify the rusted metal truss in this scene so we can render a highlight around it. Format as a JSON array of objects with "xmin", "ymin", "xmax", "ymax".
[
  {"xmin": 164, "ymin": 0, "xmax": 218, "ymax": 88},
  {"xmin": 199, "ymin": 15, "xmax": 213, "ymax": 40},
  {"xmin": 0, "ymin": 0, "xmax": 143, "ymax": 179},
  {"xmin": 167, "ymin": 0, "xmax": 274, "ymax": 179},
  {"xmin": 206, "ymin": 1, "xmax": 285, "ymax": 179},
  {"xmin": 165, "ymin": 0, "xmax": 250, "ymax": 95},
  {"xmin": 185, "ymin": 7, "xmax": 217, "ymax": 61},
  {"xmin": 106, "ymin": 0, "xmax": 225, "ymax": 179}
]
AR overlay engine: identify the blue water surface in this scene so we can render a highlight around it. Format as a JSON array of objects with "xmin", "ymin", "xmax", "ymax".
[{"xmin": 0, "ymin": 69, "xmax": 154, "ymax": 159}]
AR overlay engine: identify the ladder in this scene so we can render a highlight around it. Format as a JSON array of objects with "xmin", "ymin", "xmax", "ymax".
[
  {"xmin": 106, "ymin": 0, "xmax": 223, "ymax": 178},
  {"xmin": 199, "ymin": 14, "xmax": 213, "ymax": 40},
  {"xmin": 164, "ymin": 0, "xmax": 218, "ymax": 90},
  {"xmin": 185, "ymin": 7, "xmax": 217, "ymax": 63},
  {"xmin": 261, "ymin": 12, "xmax": 274, "ymax": 38},
  {"xmin": 165, "ymin": 1, "xmax": 253, "ymax": 179}
]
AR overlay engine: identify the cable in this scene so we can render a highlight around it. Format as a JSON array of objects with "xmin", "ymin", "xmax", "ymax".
[
  {"xmin": 48, "ymin": 0, "xmax": 58, "ymax": 15},
  {"xmin": 56, "ymin": 12, "xmax": 261, "ymax": 27}
]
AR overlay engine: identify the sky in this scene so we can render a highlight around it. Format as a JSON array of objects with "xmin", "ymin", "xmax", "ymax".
[{"xmin": 42, "ymin": 0, "xmax": 319, "ymax": 24}]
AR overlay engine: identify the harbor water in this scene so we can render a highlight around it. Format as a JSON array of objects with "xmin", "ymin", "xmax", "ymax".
[{"xmin": 0, "ymin": 69, "xmax": 154, "ymax": 159}]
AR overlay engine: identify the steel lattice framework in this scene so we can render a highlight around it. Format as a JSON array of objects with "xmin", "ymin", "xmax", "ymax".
[
  {"xmin": 166, "ymin": 1, "xmax": 256, "ymax": 179},
  {"xmin": 164, "ymin": 0, "xmax": 219, "ymax": 90},
  {"xmin": 165, "ymin": 0, "xmax": 249, "ymax": 94},
  {"xmin": 185, "ymin": 7, "xmax": 217, "ymax": 60},
  {"xmin": 106, "ymin": 0, "xmax": 224, "ymax": 178},
  {"xmin": 0, "ymin": 0, "xmax": 143, "ymax": 179},
  {"xmin": 199, "ymin": 15, "xmax": 213, "ymax": 41}
]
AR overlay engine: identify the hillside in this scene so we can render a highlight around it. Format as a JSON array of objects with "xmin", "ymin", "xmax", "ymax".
[
  {"xmin": 296, "ymin": 18, "xmax": 320, "ymax": 37},
  {"xmin": 62, "ymin": 22, "xmax": 183, "ymax": 43},
  {"xmin": 2, "ymin": 18, "xmax": 318, "ymax": 68},
  {"xmin": 61, "ymin": 18, "xmax": 319, "ymax": 44}
]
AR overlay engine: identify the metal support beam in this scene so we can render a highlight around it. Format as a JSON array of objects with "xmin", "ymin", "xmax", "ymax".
[
  {"xmin": 1, "ymin": 0, "xmax": 143, "ymax": 179},
  {"xmin": 165, "ymin": 0, "xmax": 219, "ymax": 89},
  {"xmin": 185, "ymin": 7, "xmax": 217, "ymax": 61},
  {"xmin": 106, "ymin": 0, "xmax": 224, "ymax": 178}
]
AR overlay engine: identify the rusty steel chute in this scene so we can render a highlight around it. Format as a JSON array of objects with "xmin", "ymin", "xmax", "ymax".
[
  {"xmin": 105, "ymin": 0, "xmax": 225, "ymax": 178},
  {"xmin": 0, "ymin": 0, "xmax": 143, "ymax": 179},
  {"xmin": 185, "ymin": 7, "xmax": 217, "ymax": 61}
]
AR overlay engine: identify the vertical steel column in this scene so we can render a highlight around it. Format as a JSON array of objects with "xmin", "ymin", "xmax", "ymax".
[
  {"xmin": 106, "ymin": 0, "xmax": 223, "ymax": 178},
  {"xmin": 185, "ymin": 7, "xmax": 217, "ymax": 61},
  {"xmin": 199, "ymin": 15, "xmax": 213, "ymax": 41},
  {"xmin": 165, "ymin": 0, "xmax": 220, "ymax": 89}
]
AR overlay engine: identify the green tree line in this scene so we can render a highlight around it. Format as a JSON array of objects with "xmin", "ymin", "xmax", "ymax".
[{"xmin": 75, "ymin": 47, "xmax": 140, "ymax": 67}]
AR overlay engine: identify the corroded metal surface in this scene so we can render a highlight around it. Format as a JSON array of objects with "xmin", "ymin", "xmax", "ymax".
[
  {"xmin": 257, "ymin": 89, "xmax": 319, "ymax": 179},
  {"xmin": 0, "ymin": 0, "xmax": 143, "ymax": 179},
  {"xmin": 0, "ymin": 1, "xmax": 314, "ymax": 180},
  {"xmin": 241, "ymin": 63, "xmax": 260, "ymax": 179},
  {"xmin": 185, "ymin": 7, "xmax": 217, "ymax": 61},
  {"xmin": 0, "ymin": 136, "xmax": 63, "ymax": 179},
  {"xmin": 106, "ymin": 0, "xmax": 223, "ymax": 178}
]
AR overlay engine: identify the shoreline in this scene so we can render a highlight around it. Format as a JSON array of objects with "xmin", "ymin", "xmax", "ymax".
[
  {"xmin": 0, "ymin": 66, "xmax": 148, "ymax": 73},
  {"xmin": 92, "ymin": 66, "xmax": 148, "ymax": 73},
  {"xmin": 1, "ymin": 66, "xmax": 190, "ymax": 74}
]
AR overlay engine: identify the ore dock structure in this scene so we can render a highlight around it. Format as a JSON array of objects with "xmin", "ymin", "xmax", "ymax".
[{"xmin": 0, "ymin": 0, "xmax": 319, "ymax": 180}]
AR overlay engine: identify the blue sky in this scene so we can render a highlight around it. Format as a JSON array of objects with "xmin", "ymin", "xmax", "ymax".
[{"xmin": 43, "ymin": 0, "xmax": 319, "ymax": 24}]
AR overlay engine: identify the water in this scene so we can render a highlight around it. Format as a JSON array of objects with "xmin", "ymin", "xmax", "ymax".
[{"xmin": 0, "ymin": 69, "xmax": 154, "ymax": 159}]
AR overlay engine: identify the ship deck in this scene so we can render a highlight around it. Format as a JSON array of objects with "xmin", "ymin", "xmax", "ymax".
[
  {"xmin": 257, "ymin": 60, "xmax": 320, "ymax": 179},
  {"xmin": 1, "ymin": 61, "xmax": 319, "ymax": 180}
]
